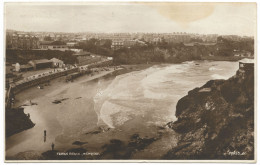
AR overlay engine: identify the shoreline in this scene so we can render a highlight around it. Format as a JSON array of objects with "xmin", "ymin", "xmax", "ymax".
[
  {"xmin": 164, "ymin": 65, "xmax": 254, "ymax": 160},
  {"xmin": 9, "ymin": 57, "xmax": 249, "ymax": 105},
  {"xmin": 7, "ymin": 63, "xmax": 155, "ymax": 135},
  {"xmin": 12, "ymin": 64, "xmax": 156, "ymax": 108},
  {"xmin": 5, "ymin": 63, "xmax": 156, "ymax": 159},
  {"xmin": 6, "ymin": 61, "xmax": 241, "ymax": 160}
]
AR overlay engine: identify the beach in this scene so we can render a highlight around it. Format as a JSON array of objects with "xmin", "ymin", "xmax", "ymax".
[
  {"xmin": 6, "ymin": 61, "xmax": 239, "ymax": 159},
  {"xmin": 6, "ymin": 64, "xmax": 153, "ymax": 158}
]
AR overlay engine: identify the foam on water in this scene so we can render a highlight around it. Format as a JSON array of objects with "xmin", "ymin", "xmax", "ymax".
[
  {"xmin": 211, "ymin": 74, "xmax": 230, "ymax": 80},
  {"xmin": 94, "ymin": 61, "xmax": 239, "ymax": 129},
  {"xmin": 209, "ymin": 66, "xmax": 223, "ymax": 71},
  {"xmin": 93, "ymin": 71, "xmax": 145, "ymax": 128},
  {"xmin": 141, "ymin": 64, "xmax": 190, "ymax": 99},
  {"xmin": 93, "ymin": 62, "xmax": 202, "ymax": 128}
]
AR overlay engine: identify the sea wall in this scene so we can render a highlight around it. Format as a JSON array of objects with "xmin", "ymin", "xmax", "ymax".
[
  {"xmin": 164, "ymin": 66, "xmax": 254, "ymax": 160},
  {"xmin": 12, "ymin": 60, "xmax": 113, "ymax": 95},
  {"xmin": 12, "ymin": 68, "xmax": 78, "ymax": 94}
]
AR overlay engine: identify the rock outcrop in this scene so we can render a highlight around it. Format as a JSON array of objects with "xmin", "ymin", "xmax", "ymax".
[
  {"xmin": 164, "ymin": 67, "xmax": 254, "ymax": 160},
  {"xmin": 6, "ymin": 107, "xmax": 35, "ymax": 137}
]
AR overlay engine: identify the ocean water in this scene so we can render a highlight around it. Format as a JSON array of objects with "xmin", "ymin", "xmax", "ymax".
[
  {"xmin": 6, "ymin": 61, "xmax": 239, "ymax": 158},
  {"xmin": 94, "ymin": 61, "xmax": 238, "ymax": 130}
]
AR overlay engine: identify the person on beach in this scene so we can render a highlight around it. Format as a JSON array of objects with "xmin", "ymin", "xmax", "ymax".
[
  {"xmin": 11, "ymin": 97, "xmax": 15, "ymax": 105},
  {"xmin": 51, "ymin": 143, "xmax": 55, "ymax": 151},
  {"xmin": 43, "ymin": 130, "xmax": 47, "ymax": 142}
]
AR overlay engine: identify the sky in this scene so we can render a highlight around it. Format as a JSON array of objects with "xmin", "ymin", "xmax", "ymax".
[{"xmin": 4, "ymin": 2, "xmax": 256, "ymax": 36}]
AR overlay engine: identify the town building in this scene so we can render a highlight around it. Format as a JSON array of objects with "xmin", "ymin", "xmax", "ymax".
[
  {"xmin": 66, "ymin": 42, "xmax": 78, "ymax": 47},
  {"xmin": 152, "ymin": 37, "xmax": 163, "ymax": 44},
  {"xmin": 234, "ymin": 50, "xmax": 253, "ymax": 57},
  {"xmin": 6, "ymin": 33, "xmax": 40, "ymax": 49},
  {"xmin": 70, "ymin": 49, "xmax": 84, "ymax": 53},
  {"xmin": 40, "ymin": 41, "xmax": 69, "ymax": 51},
  {"xmin": 111, "ymin": 40, "xmax": 124, "ymax": 50},
  {"xmin": 28, "ymin": 59, "xmax": 53, "ymax": 70},
  {"xmin": 239, "ymin": 59, "xmax": 254, "ymax": 73},
  {"xmin": 238, "ymin": 58, "xmax": 254, "ymax": 79},
  {"xmin": 123, "ymin": 40, "xmax": 137, "ymax": 48},
  {"xmin": 164, "ymin": 34, "xmax": 191, "ymax": 44},
  {"xmin": 73, "ymin": 52, "xmax": 102, "ymax": 66},
  {"xmin": 20, "ymin": 64, "xmax": 34, "ymax": 72},
  {"xmin": 50, "ymin": 58, "xmax": 64, "ymax": 68}
]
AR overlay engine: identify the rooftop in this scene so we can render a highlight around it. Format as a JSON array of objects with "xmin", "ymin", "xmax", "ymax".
[
  {"xmin": 30, "ymin": 59, "xmax": 53, "ymax": 64},
  {"xmin": 73, "ymin": 51, "xmax": 91, "ymax": 56},
  {"xmin": 50, "ymin": 58, "xmax": 63, "ymax": 63}
]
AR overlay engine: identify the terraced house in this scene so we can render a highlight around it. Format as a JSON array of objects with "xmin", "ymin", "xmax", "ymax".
[{"xmin": 6, "ymin": 32, "xmax": 40, "ymax": 49}]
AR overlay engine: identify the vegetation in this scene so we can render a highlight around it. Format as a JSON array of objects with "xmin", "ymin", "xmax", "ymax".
[
  {"xmin": 216, "ymin": 36, "xmax": 254, "ymax": 56},
  {"xmin": 74, "ymin": 38, "xmax": 113, "ymax": 56},
  {"xmin": 6, "ymin": 49, "xmax": 78, "ymax": 65},
  {"xmin": 112, "ymin": 37, "xmax": 254, "ymax": 65},
  {"xmin": 6, "ymin": 37, "xmax": 254, "ymax": 66}
]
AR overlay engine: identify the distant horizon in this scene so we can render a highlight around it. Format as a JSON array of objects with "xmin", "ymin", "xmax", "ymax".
[
  {"xmin": 5, "ymin": 2, "xmax": 256, "ymax": 37},
  {"xmin": 5, "ymin": 29, "xmax": 254, "ymax": 37}
]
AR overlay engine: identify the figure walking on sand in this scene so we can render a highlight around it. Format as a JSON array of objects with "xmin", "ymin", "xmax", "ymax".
[
  {"xmin": 44, "ymin": 130, "xmax": 47, "ymax": 142},
  {"xmin": 51, "ymin": 143, "xmax": 55, "ymax": 151}
]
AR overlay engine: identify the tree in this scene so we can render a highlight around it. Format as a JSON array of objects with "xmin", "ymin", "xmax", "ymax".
[{"xmin": 44, "ymin": 36, "xmax": 53, "ymax": 41}]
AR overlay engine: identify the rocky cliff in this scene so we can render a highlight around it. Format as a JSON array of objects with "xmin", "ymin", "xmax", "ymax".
[
  {"xmin": 6, "ymin": 107, "xmax": 35, "ymax": 137},
  {"xmin": 164, "ymin": 67, "xmax": 254, "ymax": 160}
]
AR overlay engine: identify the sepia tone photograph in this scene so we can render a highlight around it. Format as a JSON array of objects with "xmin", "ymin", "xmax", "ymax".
[{"xmin": 3, "ymin": 1, "xmax": 257, "ymax": 163}]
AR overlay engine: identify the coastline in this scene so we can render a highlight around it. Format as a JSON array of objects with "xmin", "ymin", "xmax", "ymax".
[
  {"xmin": 6, "ymin": 61, "xmax": 243, "ymax": 160},
  {"xmin": 7, "ymin": 62, "xmax": 179, "ymax": 160},
  {"xmin": 200, "ymin": 56, "xmax": 253, "ymax": 62},
  {"xmin": 11, "ymin": 64, "xmax": 153, "ymax": 108},
  {"xmin": 164, "ymin": 65, "xmax": 254, "ymax": 160}
]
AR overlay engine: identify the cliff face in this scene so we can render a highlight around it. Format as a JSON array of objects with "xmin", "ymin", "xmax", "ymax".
[
  {"xmin": 6, "ymin": 107, "xmax": 35, "ymax": 137},
  {"xmin": 165, "ymin": 67, "xmax": 254, "ymax": 160}
]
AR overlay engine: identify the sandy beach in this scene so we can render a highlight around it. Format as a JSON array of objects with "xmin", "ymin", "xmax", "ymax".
[{"xmin": 6, "ymin": 64, "xmax": 154, "ymax": 158}]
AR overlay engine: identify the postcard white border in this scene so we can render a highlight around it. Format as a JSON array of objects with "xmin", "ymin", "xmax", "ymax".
[{"xmin": 0, "ymin": 0, "xmax": 258, "ymax": 164}]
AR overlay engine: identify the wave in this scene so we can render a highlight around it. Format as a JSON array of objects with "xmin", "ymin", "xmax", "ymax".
[
  {"xmin": 99, "ymin": 101, "xmax": 127, "ymax": 128},
  {"xmin": 182, "ymin": 61, "xmax": 195, "ymax": 65},
  {"xmin": 93, "ymin": 62, "xmax": 238, "ymax": 129},
  {"xmin": 209, "ymin": 67, "xmax": 223, "ymax": 71},
  {"xmin": 93, "ymin": 70, "xmax": 145, "ymax": 128},
  {"xmin": 211, "ymin": 74, "xmax": 229, "ymax": 80},
  {"xmin": 141, "ymin": 65, "xmax": 188, "ymax": 99}
]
